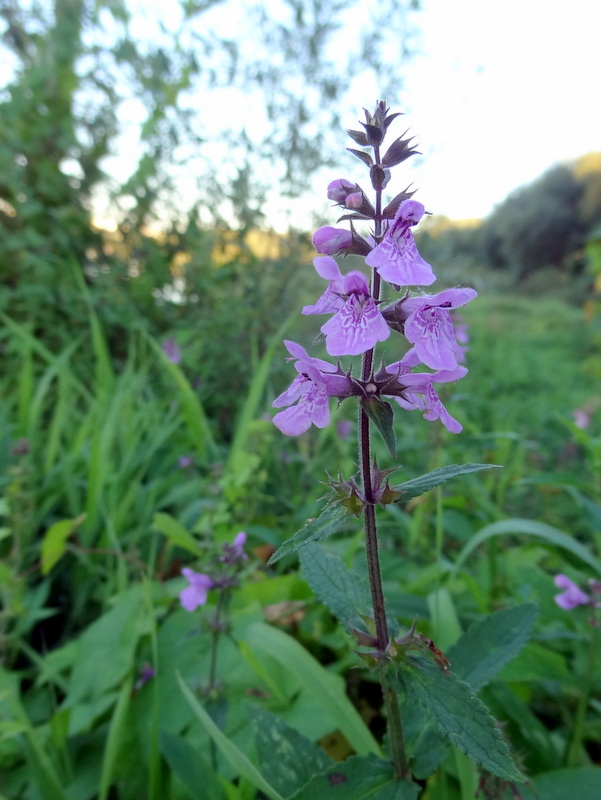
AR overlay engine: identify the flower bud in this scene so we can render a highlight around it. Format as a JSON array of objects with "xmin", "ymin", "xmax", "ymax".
[
  {"xmin": 312, "ymin": 226, "xmax": 353, "ymax": 254},
  {"xmin": 327, "ymin": 179, "xmax": 355, "ymax": 203}
]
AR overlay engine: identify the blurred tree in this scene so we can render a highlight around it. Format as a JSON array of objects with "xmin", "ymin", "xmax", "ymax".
[
  {"xmin": 0, "ymin": 0, "xmax": 421, "ymax": 310},
  {"xmin": 480, "ymin": 165, "xmax": 585, "ymax": 280}
]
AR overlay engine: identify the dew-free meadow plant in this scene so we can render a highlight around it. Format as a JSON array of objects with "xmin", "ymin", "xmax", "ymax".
[{"xmin": 267, "ymin": 102, "xmax": 532, "ymax": 794}]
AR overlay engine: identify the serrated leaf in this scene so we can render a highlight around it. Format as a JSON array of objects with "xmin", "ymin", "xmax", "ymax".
[
  {"xmin": 268, "ymin": 503, "xmax": 354, "ymax": 564},
  {"xmin": 363, "ymin": 396, "xmax": 396, "ymax": 457},
  {"xmin": 397, "ymin": 662, "xmax": 524, "ymax": 783},
  {"xmin": 41, "ymin": 514, "xmax": 86, "ymax": 575},
  {"xmin": 299, "ymin": 543, "xmax": 372, "ymax": 626},
  {"xmin": 393, "ymin": 464, "xmax": 501, "ymax": 505},
  {"xmin": 447, "ymin": 604, "xmax": 537, "ymax": 690},
  {"xmin": 289, "ymin": 754, "xmax": 420, "ymax": 800},
  {"xmin": 152, "ymin": 512, "xmax": 201, "ymax": 555},
  {"xmin": 248, "ymin": 705, "xmax": 332, "ymax": 797},
  {"xmin": 347, "ymin": 147, "xmax": 374, "ymax": 167}
]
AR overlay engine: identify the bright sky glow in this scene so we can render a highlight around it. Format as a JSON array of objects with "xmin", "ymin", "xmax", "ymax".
[{"xmin": 396, "ymin": 0, "xmax": 601, "ymax": 220}]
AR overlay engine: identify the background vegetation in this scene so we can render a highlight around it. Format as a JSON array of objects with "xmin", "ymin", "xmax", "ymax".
[{"xmin": 1, "ymin": 1, "xmax": 601, "ymax": 798}]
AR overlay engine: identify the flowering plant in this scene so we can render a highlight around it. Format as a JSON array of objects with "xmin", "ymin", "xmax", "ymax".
[{"xmin": 268, "ymin": 102, "xmax": 529, "ymax": 789}]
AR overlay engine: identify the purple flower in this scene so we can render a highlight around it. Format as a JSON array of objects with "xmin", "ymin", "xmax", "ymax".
[
  {"xmin": 135, "ymin": 663, "xmax": 157, "ymax": 690},
  {"xmin": 554, "ymin": 574, "xmax": 591, "ymax": 610},
  {"xmin": 327, "ymin": 179, "xmax": 355, "ymax": 203},
  {"xmin": 304, "ymin": 259, "xmax": 390, "ymax": 356},
  {"xmin": 312, "ymin": 226, "xmax": 353, "ymax": 255},
  {"xmin": 336, "ymin": 419, "xmax": 353, "ymax": 440},
  {"xmin": 365, "ymin": 200, "xmax": 435, "ymax": 287},
  {"xmin": 401, "ymin": 288, "xmax": 477, "ymax": 370},
  {"xmin": 162, "ymin": 338, "xmax": 182, "ymax": 364},
  {"xmin": 180, "ymin": 569, "xmax": 214, "ymax": 611},
  {"xmin": 272, "ymin": 341, "xmax": 350, "ymax": 436},
  {"xmin": 345, "ymin": 192, "xmax": 363, "ymax": 209},
  {"xmin": 178, "ymin": 455, "xmax": 193, "ymax": 468},
  {"xmin": 220, "ymin": 531, "xmax": 248, "ymax": 564},
  {"xmin": 573, "ymin": 408, "xmax": 592, "ymax": 430},
  {"xmin": 386, "ymin": 356, "xmax": 467, "ymax": 434}
]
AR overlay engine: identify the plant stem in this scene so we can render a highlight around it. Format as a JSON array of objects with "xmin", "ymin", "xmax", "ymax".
[
  {"xmin": 379, "ymin": 663, "xmax": 410, "ymax": 779},
  {"xmin": 358, "ymin": 154, "xmax": 408, "ymax": 778}
]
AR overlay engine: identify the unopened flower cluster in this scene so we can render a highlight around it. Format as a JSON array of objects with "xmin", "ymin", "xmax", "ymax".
[{"xmin": 272, "ymin": 103, "xmax": 476, "ymax": 437}]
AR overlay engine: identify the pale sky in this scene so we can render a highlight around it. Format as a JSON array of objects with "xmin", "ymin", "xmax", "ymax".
[
  {"xmin": 397, "ymin": 0, "xmax": 601, "ymax": 220},
  {"xmin": 3, "ymin": 0, "xmax": 598, "ymax": 228}
]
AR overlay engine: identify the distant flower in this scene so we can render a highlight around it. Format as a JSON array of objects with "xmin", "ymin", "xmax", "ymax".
[
  {"xmin": 272, "ymin": 341, "xmax": 350, "ymax": 436},
  {"xmin": 573, "ymin": 408, "xmax": 592, "ymax": 430},
  {"xmin": 178, "ymin": 455, "xmax": 193, "ymax": 468},
  {"xmin": 180, "ymin": 568, "xmax": 214, "ymax": 611},
  {"xmin": 365, "ymin": 199, "xmax": 435, "ymax": 287},
  {"xmin": 554, "ymin": 574, "xmax": 591, "ymax": 610},
  {"xmin": 162, "ymin": 338, "xmax": 182, "ymax": 364},
  {"xmin": 336, "ymin": 419, "xmax": 353, "ymax": 440},
  {"xmin": 220, "ymin": 531, "xmax": 248, "ymax": 564},
  {"xmin": 135, "ymin": 663, "xmax": 156, "ymax": 690},
  {"xmin": 401, "ymin": 288, "xmax": 477, "ymax": 370},
  {"xmin": 304, "ymin": 259, "xmax": 389, "ymax": 356}
]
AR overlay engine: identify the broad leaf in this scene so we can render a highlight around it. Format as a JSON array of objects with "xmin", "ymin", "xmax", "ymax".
[
  {"xmin": 393, "ymin": 464, "xmax": 502, "ymax": 505},
  {"xmin": 248, "ymin": 705, "xmax": 332, "ymax": 797},
  {"xmin": 159, "ymin": 730, "xmax": 225, "ymax": 800},
  {"xmin": 521, "ymin": 767, "xmax": 601, "ymax": 800},
  {"xmin": 447, "ymin": 604, "xmax": 538, "ymax": 690},
  {"xmin": 268, "ymin": 503, "xmax": 355, "ymax": 564},
  {"xmin": 177, "ymin": 673, "xmax": 285, "ymax": 800},
  {"xmin": 299, "ymin": 543, "xmax": 372, "ymax": 626},
  {"xmin": 289, "ymin": 755, "xmax": 420, "ymax": 800},
  {"xmin": 241, "ymin": 622, "xmax": 381, "ymax": 757},
  {"xmin": 396, "ymin": 662, "xmax": 524, "ymax": 783}
]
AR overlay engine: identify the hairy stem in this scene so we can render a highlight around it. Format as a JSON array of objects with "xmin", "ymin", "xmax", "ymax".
[{"xmin": 359, "ymin": 147, "xmax": 408, "ymax": 778}]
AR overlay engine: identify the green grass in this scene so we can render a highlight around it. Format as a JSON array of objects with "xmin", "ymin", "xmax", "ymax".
[{"xmin": 1, "ymin": 287, "xmax": 601, "ymax": 798}]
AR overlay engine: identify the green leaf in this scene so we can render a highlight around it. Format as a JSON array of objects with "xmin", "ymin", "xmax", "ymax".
[
  {"xmin": 289, "ymin": 754, "xmax": 420, "ymax": 800},
  {"xmin": 41, "ymin": 514, "xmax": 86, "ymax": 575},
  {"xmin": 99, "ymin": 676, "xmax": 132, "ymax": 800},
  {"xmin": 446, "ymin": 604, "xmax": 538, "ymax": 690},
  {"xmin": 393, "ymin": 464, "xmax": 502, "ymax": 505},
  {"xmin": 363, "ymin": 396, "xmax": 396, "ymax": 457},
  {"xmin": 177, "ymin": 673, "xmax": 285, "ymax": 800},
  {"xmin": 299, "ymin": 543, "xmax": 372, "ymax": 626},
  {"xmin": 496, "ymin": 642, "xmax": 570, "ymax": 683},
  {"xmin": 159, "ymin": 730, "xmax": 225, "ymax": 800},
  {"xmin": 397, "ymin": 662, "xmax": 524, "ymax": 783},
  {"xmin": 152, "ymin": 512, "xmax": 201, "ymax": 555},
  {"xmin": 268, "ymin": 503, "xmax": 355, "ymax": 564},
  {"xmin": 521, "ymin": 767, "xmax": 601, "ymax": 800},
  {"xmin": 453, "ymin": 518, "xmax": 601, "ymax": 578},
  {"xmin": 241, "ymin": 622, "xmax": 381, "ymax": 757},
  {"xmin": 248, "ymin": 705, "xmax": 332, "ymax": 797}
]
